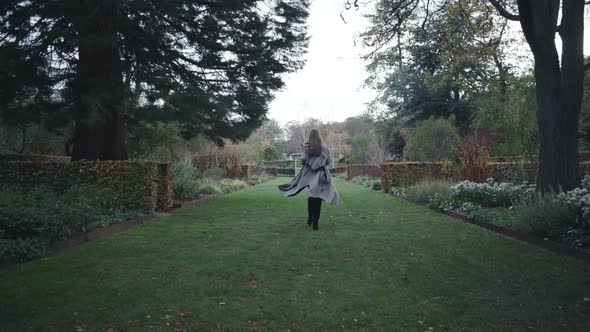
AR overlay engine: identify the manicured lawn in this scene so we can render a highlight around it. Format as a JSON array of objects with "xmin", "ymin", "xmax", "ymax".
[{"xmin": 1, "ymin": 179, "xmax": 590, "ymax": 331}]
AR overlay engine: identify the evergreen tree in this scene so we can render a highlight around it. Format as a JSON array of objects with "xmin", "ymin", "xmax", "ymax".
[{"xmin": 0, "ymin": 0, "xmax": 309, "ymax": 160}]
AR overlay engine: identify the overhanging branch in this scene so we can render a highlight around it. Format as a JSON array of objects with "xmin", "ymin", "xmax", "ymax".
[{"xmin": 488, "ymin": 0, "xmax": 520, "ymax": 21}]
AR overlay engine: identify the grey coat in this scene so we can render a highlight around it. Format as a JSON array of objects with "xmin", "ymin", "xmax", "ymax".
[{"xmin": 277, "ymin": 144, "xmax": 339, "ymax": 205}]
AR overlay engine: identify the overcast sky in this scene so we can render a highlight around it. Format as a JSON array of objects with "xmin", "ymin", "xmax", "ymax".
[{"xmin": 267, "ymin": 1, "xmax": 590, "ymax": 126}]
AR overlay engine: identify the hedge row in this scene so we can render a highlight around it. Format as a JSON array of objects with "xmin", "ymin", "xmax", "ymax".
[
  {"xmin": 156, "ymin": 164, "xmax": 173, "ymax": 210},
  {"xmin": 380, "ymin": 162, "xmax": 448, "ymax": 189},
  {"xmin": 346, "ymin": 164, "xmax": 382, "ymax": 180},
  {"xmin": 0, "ymin": 154, "xmax": 70, "ymax": 162},
  {"xmin": 193, "ymin": 154, "xmax": 241, "ymax": 178},
  {"xmin": 0, "ymin": 161, "xmax": 173, "ymax": 211},
  {"xmin": 380, "ymin": 161, "xmax": 590, "ymax": 190},
  {"xmin": 334, "ymin": 166, "xmax": 347, "ymax": 174}
]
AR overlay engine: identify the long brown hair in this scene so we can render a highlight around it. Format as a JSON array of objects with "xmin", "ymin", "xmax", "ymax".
[{"xmin": 305, "ymin": 128, "xmax": 323, "ymax": 156}]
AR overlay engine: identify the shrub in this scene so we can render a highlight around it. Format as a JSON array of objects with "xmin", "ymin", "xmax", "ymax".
[
  {"xmin": 203, "ymin": 167, "xmax": 225, "ymax": 179},
  {"xmin": 197, "ymin": 178, "xmax": 247, "ymax": 195},
  {"xmin": 171, "ymin": 162, "xmax": 201, "ymax": 200},
  {"xmin": 217, "ymin": 179, "xmax": 248, "ymax": 193},
  {"xmin": 513, "ymin": 194, "xmax": 577, "ymax": 239},
  {"xmin": 0, "ymin": 185, "xmax": 145, "ymax": 261},
  {"xmin": 370, "ymin": 180, "xmax": 382, "ymax": 191},
  {"xmin": 407, "ymin": 180, "xmax": 453, "ymax": 203},
  {"xmin": 404, "ymin": 117, "xmax": 462, "ymax": 161},
  {"xmin": 198, "ymin": 181, "xmax": 223, "ymax": 195}
]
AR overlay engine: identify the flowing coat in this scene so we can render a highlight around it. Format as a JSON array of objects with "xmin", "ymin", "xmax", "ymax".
[{"xmin": 278, "ymin": 144, "xmax": 339, "ymax": 205}]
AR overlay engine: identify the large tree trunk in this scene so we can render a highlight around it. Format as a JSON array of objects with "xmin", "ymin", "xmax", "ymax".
[
  {"xmin": 71, "ymin": 0, "xmax": 128, "ymax": 161},
  {"xmin": 517, "ymin": 0, "xmax": 584, "ymax": 192}
]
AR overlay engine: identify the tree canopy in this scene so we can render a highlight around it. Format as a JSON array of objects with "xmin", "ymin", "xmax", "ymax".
[
  {"xmin": 0, "ymin": 0, "xmax": 309, "ymax": 159},
  {"xmin": 359, "ymin": 0, "xmax": 588, "ymax": 191}
]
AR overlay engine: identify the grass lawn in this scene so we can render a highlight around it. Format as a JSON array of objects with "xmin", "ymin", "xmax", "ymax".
[{"xmin": 1, "ymin": 178, "xmax": 590, "ymax": 331}]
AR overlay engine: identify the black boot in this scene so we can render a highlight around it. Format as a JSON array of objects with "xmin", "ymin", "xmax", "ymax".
[
  {"xmin": 312, "ymin": 197, "xmax": 322, "ymax": 231},
  {"xmin": 307, "ymin": 197, "xmax": 313, "ymax": 226}
]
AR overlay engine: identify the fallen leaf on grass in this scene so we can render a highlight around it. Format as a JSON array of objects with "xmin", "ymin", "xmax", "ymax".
[{"xmin": 178, "ymin": 311, "xmax": 193, "ymax": 318}]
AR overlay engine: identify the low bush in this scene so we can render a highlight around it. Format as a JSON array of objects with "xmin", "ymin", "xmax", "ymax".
[
  {"xmin": 203, "ymin": 167, "xmax": 225, "ymax": 179},
  {"xmin": 197, "ymin": 178, "xmax": 248, "ymax": 195},
  {"xmin": 171, "ymin": 162, "xmax": 201, "ymax": 200},
  {"xmin": 0, "ymin": 185, "xmax": 145, "ymax": 261},
  {"xmin": 513, "ymin": 194, "xmax": 577, "ymax": 240},
  {"xmin": 406, "ymin": 180, "xmax": 454, "ymax": 203}
]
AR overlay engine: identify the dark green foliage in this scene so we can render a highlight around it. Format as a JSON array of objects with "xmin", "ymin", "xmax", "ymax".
[
  {"xmin": 514, "ymin": 195, "xmax": 578, "ymax": 240},
  {"xmin": 203, "ymin": 167, "xmax": 225, "ymax": 179},
  {"xmin": 0, "ymin": 0, "xmax": 310, "ymax": 158},
  {"xmin": 0, "ymin": 160, "xmax": 172, "ymax": 211},
  {"xmin": 262, "ymin": 146, "xmax": 280, "ymax": 161},
  {"xmin": 404, "ymin": 117, "xmax": 462, "ymax": 161},
  {"xmin": 0, "ymin": 185, "xmax": 145, "ymax": 261},
  {"xmin": 171, "ymin": 162, "xmax": 201, "ymax": 200},
  {"xmin": 406, "ymin": 180, "xmax": 453, "ymax": 203},
  {"xmin": 171, "ymin": 163, "xmax": 249, "ymax": 199},
  {"xmin": 250, "ymin": 174, "xmax": 275, "ymax": 185},
  {"xmin": 0, "ymin": 154, "xmax": 70, "ymax": 162},
  {"xmin": 200, "ymin": 179, "xmax": 248, "ymax": 194},
  {"xmin": 349, "ymin": 134, "xmax": 370, "ymax": 164}
]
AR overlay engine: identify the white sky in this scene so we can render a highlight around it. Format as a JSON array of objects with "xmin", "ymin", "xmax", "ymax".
[{"xmin": 267, "ymin": 1, "xmax": 590, "ymax": 126}]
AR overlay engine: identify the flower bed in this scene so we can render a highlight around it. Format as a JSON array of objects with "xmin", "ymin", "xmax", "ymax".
[{"xmin": 390, "ymin": 178, "xmax": 590, "ymax": 251}]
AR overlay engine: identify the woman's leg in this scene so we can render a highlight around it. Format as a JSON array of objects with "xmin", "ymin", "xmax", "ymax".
[
  {"xmin": 312, "ymin": 197, "xmax": 322, "ymax": 230},
  {"xmin": 307, "ymin": 197, "xmax": 314, "ymax": 226}
]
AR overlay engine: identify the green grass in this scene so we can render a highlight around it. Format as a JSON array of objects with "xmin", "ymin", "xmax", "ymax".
[{"xmin": 1, "ymin": 179, "xmax": 590, "ymax": 331}]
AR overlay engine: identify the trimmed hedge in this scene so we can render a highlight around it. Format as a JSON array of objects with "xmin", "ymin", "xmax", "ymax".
[
  {"xmin": 156, "ymin": 163, "xmax": 173, "ymax": 210},
  {"xmin": 240, "ymin": 164, "xmax": 251, "ymax": 182},
  {"xmin": 381, "ymin": 162, "xmax": 450, "ymax": 189},
  {"xmin": 193, "ymin": 154, "xmax": 241, "ymax": 178},
  {"xmin": 380, "ymin": 161, "xmax": 590, "ymax": 190},
  {"xmin": 0, "ymin": 160, "xmax": 173, "ymax": 211},
  {"xmin": 0, "ymin": 154, "xmax": 70, "ymax": 162},
  {"xmin": 347, "ymin": 164, "xmax": 382, "ymax": 181}
]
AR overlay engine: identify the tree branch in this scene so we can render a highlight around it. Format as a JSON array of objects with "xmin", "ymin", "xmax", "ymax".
[
  {"xmin": 585, "ymin": 61, "xmax": 590, "ymax": 71},
  {"xmin": 487, "ymin": 0, "xmax": 520, "ymax": 21}
]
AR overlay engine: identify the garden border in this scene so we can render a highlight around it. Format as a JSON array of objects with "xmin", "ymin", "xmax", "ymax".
[
  {"xmin": 0, "ymin": 194, "xmax": 223, "ymax": 269},
  {"xmin": 391, "ymin": 194, "xmax": 590, "ymax": 263}
]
